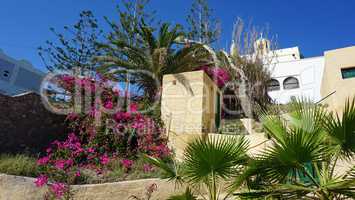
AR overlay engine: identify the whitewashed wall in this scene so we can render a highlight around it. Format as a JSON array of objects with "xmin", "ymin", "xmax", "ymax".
[{"xmin": 266, "ymin": 56, "xmax": 325, "ymax": 104}]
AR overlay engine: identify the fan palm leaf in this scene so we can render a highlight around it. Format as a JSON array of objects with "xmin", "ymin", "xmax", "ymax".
[
  {"xmin": 323, "ymin": 98, "xmax": 355, "ymax": 159},
  {"xmin": 183, "ymin": 136, "xmax": 249, "ymax": 183},
  {"xmin": 146, "ymin": 136, "xmax": 249, "ymax": 200}
]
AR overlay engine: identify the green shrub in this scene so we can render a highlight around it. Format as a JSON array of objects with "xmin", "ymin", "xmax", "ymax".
[{"xmin": 0, "ymin": 154, "xmax": 39, "ymax": 177}]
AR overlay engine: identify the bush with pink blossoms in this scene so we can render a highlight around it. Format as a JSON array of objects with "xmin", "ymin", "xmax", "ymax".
[
  {"xmin": 197, "ymin": 66, "xmax": 231, "ymax": 88},
  {"xmin": 36, "ymin": 74, "xmax": 172, "ymax": 199}
]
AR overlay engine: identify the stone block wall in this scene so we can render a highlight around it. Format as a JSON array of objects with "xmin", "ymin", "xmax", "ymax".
[
  {"xmin": 0, "ymin": 92, "xmax": 68, "ymax": 155},
  {"xmin": 161, "ymin": 70, "xmax": 221, "ymax": 134}
]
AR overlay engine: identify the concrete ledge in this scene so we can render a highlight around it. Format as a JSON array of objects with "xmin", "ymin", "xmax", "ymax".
[{"xmin": 0, "ymin": 174, "xmax": 183, "ymax": 200}]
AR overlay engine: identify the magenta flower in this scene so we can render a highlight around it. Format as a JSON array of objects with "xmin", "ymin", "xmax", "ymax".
[
  {"xmin": 37, "ymin": 156, "xmax": 49, "ymax": 165},
  {"xmin": 129, "ymin": 103, "xmax": 138, "ymax": 113},
  {"xmin": 114, "ymin": 111, "xmax": 131, "ymax": 121},
  {"xmin": 34, "ymin": 175, "xmax": 48, "ymax": 187},
  {"xmin": 54, "ymin": 160, "xmax": 66, "ymax": 170},
  {"xmin": 104, "ymin": 101, "xmax": 114, "ymax": 109},
  {"xmin": 100, "ymin": 154, "xmax": 110, "ymax": 165},
  {"xmin": 50, "ymin": 182, "xmax": 67, "ymax": 199},
  {"xmin": 87, "ymin": 147, "xmax": 95, "ymax": 153},
  {"xmin": 198, "ymin": 66, "xmax": 230, "ymax": 87},
  {"xmin": 65, "ymin": 159, "xmax": 74, "ymax": 166},
  {"xmin": 121, "ymin": 159, "xmax": 134, "ymax": 170},
  {"xmin": 75, "ymin": 170, "xmax": 81, "ymax": 177}
]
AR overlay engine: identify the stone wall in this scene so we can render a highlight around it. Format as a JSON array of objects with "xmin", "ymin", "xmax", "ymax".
[
  {"xmin": 0, "ymin": 174, "xmax": 184, "ymax": 200},
  {"xmin": 161, "ymin": 70, "xmax": 221, "ymax": 134},
  {"xmin": 168, "ymin": 130, "xmax": 271, "ymax": 161},
  {"xmin": 0, "ymin": 92, "xmax": 68, "ymax": 155}
]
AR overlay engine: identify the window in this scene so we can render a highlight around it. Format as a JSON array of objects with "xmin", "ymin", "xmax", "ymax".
[
  {"xmin": 267, "ymin": 79, "xmax": 280, "ymax": 91},
  {"xmin": 3, "ymin": 70, "xmax": 9, "ymax": 77},
  {"xmin": 341, "ymin": 67, "xmax": 355, "ymax": 79},
  {"xmin": 0, "ymin": 58, "xmax": 14, "ymax": 82},
  {"xmin": 283, "ymin": 77, "xmax": 299, "ymax": 90}
]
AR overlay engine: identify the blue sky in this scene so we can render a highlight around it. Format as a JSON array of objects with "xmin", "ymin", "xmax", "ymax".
[{"xmin": 0, "ymin": 0, "xmax": 354, "ymax": 72}]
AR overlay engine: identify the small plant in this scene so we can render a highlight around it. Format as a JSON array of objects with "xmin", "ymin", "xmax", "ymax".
[{"xmin": 0, "ymin": 154, "xmax": 39, "ymax": 177}]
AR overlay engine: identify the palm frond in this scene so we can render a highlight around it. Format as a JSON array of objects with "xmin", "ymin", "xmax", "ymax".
[
  {"xmin": 143, "ymin": 155, "xmax": 184, "ymax": 185},
  {"xmin": 183, "ymin": 136, "xmax": 249, "ymax": 183},
  {"xmin": 323, "ymin": 98, "xmax": 355, "ymax": 159}
]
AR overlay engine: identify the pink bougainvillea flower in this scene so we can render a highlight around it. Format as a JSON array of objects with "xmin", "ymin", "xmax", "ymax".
[
  {"xmin": 151, "ymin": 144, "xmax": 171, "ymax": 158},
  {"xmin": 121, "ymin": 159, "xmax": 134, "ymax": 170},
  {"xmin": 129, "ymin": 103, "xmax": 138, "ymax": 113},
  {"xmin": 65, "ymin": 159, "xmax": 74, "ymax": 166},
  {"xmin": 54, "ymin": 160, "xmax": 66, "ymax": 170},
  {"xmin": 50, "ymin": 182, "xmax": 67, "ymax": 199},
  {"xmin": 197, "ymin": 66, "xmax": 230, "ymax": 88},
  {"xmin": 87, "ymin": 147, "xmax": 95, "ymax": 153},
  {"xmin": 37, "ymin": 156, "xmax": 49, "ymax": 165},
  {"xmin": 114, "ymin": 111, "xmax": 131, "ymax": 121},
  {"xmin": 104, "ymin": 101, "xmax": 114, "ymax": 109},
  {"xmin": 100, "ymin": 154, "xmax": 110, "ymax": 165},
  {"xmin": 34, "ymin": 175, "xmax": 48, "ymax": 187},
  {"xmin": 75, "ymin": 170, "xmax": 81, "ymax": 177},
  {"xmin": 51, "ymin": 140, "xmax": 63, "ymax": 149},
  {"xmin": 67, "ymin": 133, "xmax": 78, "ymax": 143}
]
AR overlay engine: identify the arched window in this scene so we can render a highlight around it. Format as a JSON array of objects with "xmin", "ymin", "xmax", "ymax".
[
  {"xmin": 283, "ymin": 77, "xmax": 299, "ymax": 90},
  {"xmin": 267, "ymin": 79, "xmax": 280, "ymax": 91}
]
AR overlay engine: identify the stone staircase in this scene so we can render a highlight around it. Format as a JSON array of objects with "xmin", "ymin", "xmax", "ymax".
[{"xmin": 219, "ymin": 118, "xmax": 249, "ymax": 135}]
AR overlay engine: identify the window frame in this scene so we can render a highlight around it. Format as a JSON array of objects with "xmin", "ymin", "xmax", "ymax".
[
  {"xmin": 267, "ymin": 79, "xmax": 281, "ymax": 92},
  {"xmin": 341, "ymin": 67, "xmax": 355, "ymax": 79},
  {"xmin": 283, "ymin": 76, "xmax": 300, "ymax": 90}
]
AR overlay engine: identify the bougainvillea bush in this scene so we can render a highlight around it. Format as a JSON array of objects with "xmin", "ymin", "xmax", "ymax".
[
  {"xmin": 198, "ymin": 66, "xmax": 230, "ymax": 88},
  {"xmin": 35, "ymin": 74, "xmax": 171, "ymax": 199}
]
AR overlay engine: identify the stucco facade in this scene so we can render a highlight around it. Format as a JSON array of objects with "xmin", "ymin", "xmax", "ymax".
[
  {"xmin": 266, "ymin": 56, "xmax": 325, "ymax": 104},
  {"xmin": 321, "ymin": 46, "xmax": 355, "ymax": 114},
  {"xmin": 264, "ymin": 43, "xmax": 355, "ymax": 114},
  {"xmin": 161, "ymin": 70, "xmax": 222, "ymax": 134}
]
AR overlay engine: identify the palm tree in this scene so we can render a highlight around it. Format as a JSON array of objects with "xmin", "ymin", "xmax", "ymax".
[
  {"xmin": 94, "ymin": 21, "xmax": 211, "ymax": 101},
  {"xmin": 232, "ymin": 99, "xmax": 355, "ymax": 200},
  {"xmin": 145, "ymin": 136, "xmax": 249, "ymax": 200}
]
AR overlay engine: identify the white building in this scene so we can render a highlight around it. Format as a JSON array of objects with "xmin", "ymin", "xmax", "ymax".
[
  {"xmin": 0, "ymin": 49, "xmax": 45, "ymax": 96},
  {"xmin": 258, "ymin": 40, "xmax": 325, "ymax": 104}
]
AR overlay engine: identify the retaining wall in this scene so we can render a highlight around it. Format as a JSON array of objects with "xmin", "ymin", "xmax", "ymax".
[{"xmin": 0, "ymin": 174, "xmax": 184, "ymax": 200}]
